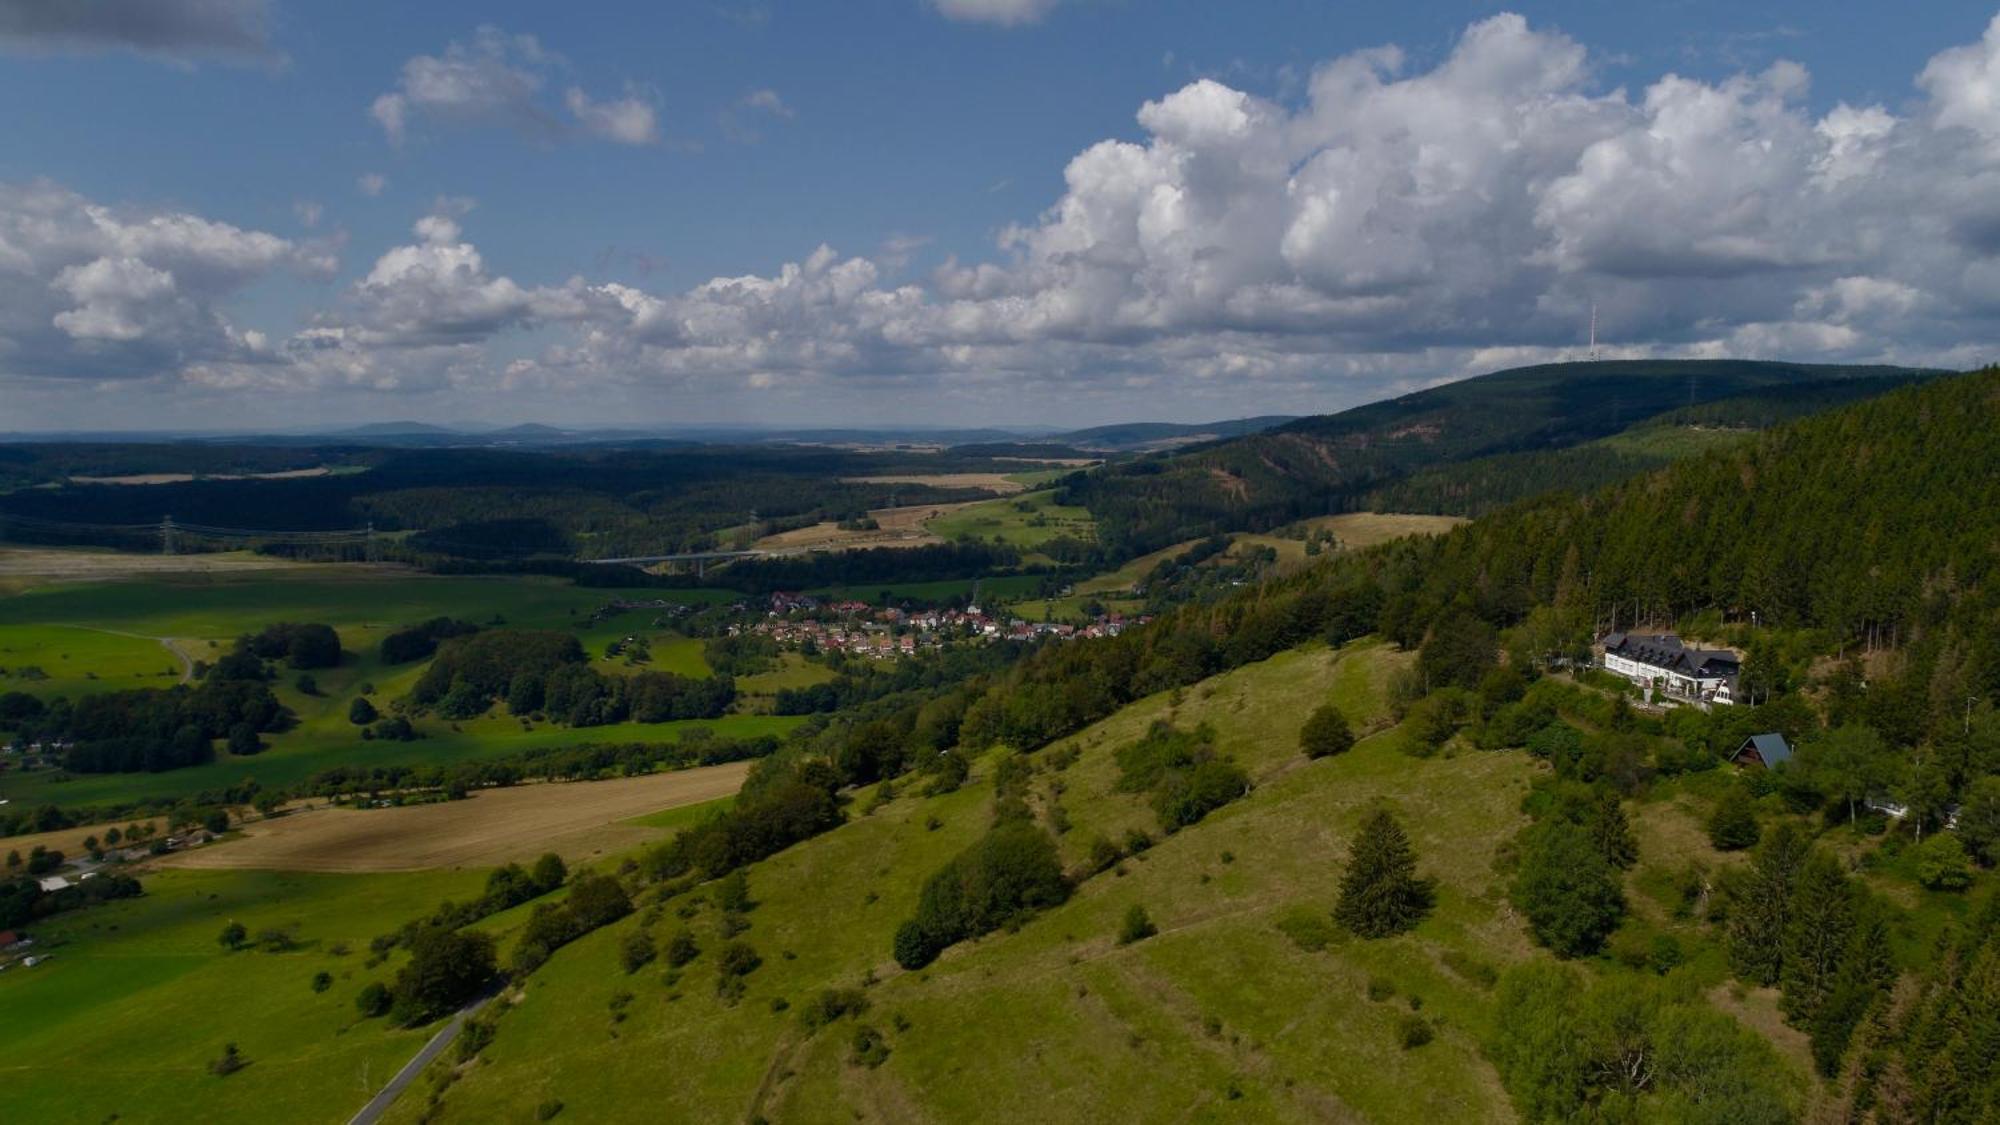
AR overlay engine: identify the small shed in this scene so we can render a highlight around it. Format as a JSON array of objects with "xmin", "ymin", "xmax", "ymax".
[{"xmin": 1732, "ymin": 733, "xmax": 1793, "ymax": 770}]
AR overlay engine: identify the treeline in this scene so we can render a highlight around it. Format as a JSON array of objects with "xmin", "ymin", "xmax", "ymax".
[
  {"xmin": 774, "ymin": 642, "xmax": 1024, "ymax": 716},
  {"xmin": 408, "ymin": 629, "xmax": 734, "ymax": 726},
  {"xmin": 296, "ymin": 732, "xmax": 781, "ymax": 798},
  {"xmin": 0, "ymin": 870, "xmax": 143, "ymax": 928},
  {"xmin": 12, "ymin": 678, "xmax": 288, "ymax": 774}
]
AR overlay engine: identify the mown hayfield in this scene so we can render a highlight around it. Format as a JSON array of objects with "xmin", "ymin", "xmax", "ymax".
[
  {"xmin": 0, "ymin": 865, "xmax": 491, "ymax": 1125},
  {"xmin": 0, "ymin": 622, "xmax": 187, "ymax": 697},
  {"xmin": 164, "ymin": 762, "xmax": 752, "ymax": 873},
  {"xmin": 392, "ymin": 640, "xmax": 1544, "ymax": 1123}
]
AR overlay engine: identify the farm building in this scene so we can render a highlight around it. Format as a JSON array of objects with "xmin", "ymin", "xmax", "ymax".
[
  {"xmin": 1600, "ymin": 632, "xmax": 1740, "ymax": 706},
  {"xmin": 1731, "ymin": 733, "xmax": 1793, "ymax": 769}
]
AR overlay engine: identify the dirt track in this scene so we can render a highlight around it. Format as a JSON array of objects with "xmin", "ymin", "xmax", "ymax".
[{"xmin": 162, "ymin": 761, "xmax": 749, "ymax": 873}]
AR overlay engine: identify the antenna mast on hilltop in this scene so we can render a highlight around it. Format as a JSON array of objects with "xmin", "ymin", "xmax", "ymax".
[{"xmin": 1588, "ymin": 301, "xmax": 1600, "ymax": 361}]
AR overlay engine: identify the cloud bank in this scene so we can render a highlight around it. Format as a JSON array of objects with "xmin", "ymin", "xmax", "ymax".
[{"xmin": 10, "ymin": 12, "xmax": 2000, "ymax": 423}]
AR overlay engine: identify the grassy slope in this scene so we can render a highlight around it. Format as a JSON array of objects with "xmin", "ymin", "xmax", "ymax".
[
  {"xmin": 398, "ymin": 641, "xmax": 1543, "ymax": 1123},
  {"xmin": 0, "ymin": 866, "xmax": 489, "ymax": 1125}
]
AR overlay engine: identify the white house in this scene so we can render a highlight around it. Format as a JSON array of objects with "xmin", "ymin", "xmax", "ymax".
[{"xmin": 1600, "ymin": 633, "xmax": 1740, "ymax": 706}]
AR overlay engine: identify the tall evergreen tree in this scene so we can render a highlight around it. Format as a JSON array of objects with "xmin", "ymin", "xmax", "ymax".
[
  {"xmin": 1585, "ymin": 791, "xmax": 1638, "ymax": 870},
  {"xmin": 1727, "ymin": 822, "xmax": 1810, "ymax": 986},
  {"xmin": 1779, "ymin": 851, "xmax": 1856, "ymax": 1024},
  {"xmin": 1334, "ymin": 808, "xmax": 1434, "ymax": 938}
]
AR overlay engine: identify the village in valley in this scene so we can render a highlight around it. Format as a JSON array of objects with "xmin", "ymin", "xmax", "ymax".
[{"xmin": 734, "ymin": 591, "xmax": 1149, "ymax": 659}]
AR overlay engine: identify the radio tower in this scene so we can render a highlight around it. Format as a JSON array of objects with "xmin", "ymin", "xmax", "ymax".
[{"xmin": 1588, "ymin": 301, "xmax": 1600, "ymax": 361}]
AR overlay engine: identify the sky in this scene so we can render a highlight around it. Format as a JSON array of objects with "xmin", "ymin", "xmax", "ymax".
[{"xmin": 4, "ymin": 0, "xmax": 2000, "ymax": 432}]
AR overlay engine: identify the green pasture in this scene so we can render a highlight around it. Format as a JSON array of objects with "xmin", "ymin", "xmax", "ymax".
[
  {"xmin": 926, "ymin": 489, "xmax": 1095, "ymax": 549},
  {"xmin": 0, "ymin": 623, "xmax": 186, "ymax": 696},
  {"xmin": 0, "ymin": 866, "xmax": 489, "ymax": 1125}
]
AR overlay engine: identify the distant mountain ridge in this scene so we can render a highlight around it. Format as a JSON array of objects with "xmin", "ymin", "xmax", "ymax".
[
  {"xmin": 1062, "ymin": 359, "xmax": 1944, "ymax": 555},
  {"xmin": 1052, "ymin": 415, "xmax": 1297, "ymax": 452}
]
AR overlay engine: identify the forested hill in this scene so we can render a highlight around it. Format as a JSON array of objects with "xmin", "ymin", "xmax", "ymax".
[
  {"xmin": 1361, "ymin": 373, "xmax": 1927, "ymax": 517},
  {"xmin": 1061, "ymin": 359, "xmax": 1938, "ymax": 556},
  {"xmin": 979, "ymin": 366, "xmax": 2000, "ymax": 760}
]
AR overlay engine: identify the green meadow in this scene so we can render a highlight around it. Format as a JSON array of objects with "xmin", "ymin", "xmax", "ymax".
[
  {"xmin": 0, "ymin": 866, "xmax": 491, "ymax": 1125},
  {"xmin": 926, "ymin": 489, "xmax": 1096, "ymax": 549},
  {"xmin": 0, "ymin": 623, "xmax": 187, "ymax": 697}
]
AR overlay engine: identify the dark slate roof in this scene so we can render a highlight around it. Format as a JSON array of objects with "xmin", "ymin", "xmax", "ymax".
[
  {"xmin": 1736, "ymin": 733, "xmax": 1793, "ymax": 767},
  {"xmin": 1603, "ymin": 633, "xmax": 1740, "ymax": 678}
]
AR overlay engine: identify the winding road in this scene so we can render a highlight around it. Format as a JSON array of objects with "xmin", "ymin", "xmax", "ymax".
[{"xmin": 346, "ymin": 994, "xmax": 494, "ymax": 1125}]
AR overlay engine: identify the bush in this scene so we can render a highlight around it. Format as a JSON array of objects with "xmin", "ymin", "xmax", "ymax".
[
  {"xmin": 1708, "ymin": 786, "xmax": 1762, "ymax": 851},
  {"xmin": 348, "ymin": 697, "xmax": 379, "ymax": 726},
  {"xmin": 801, "ymin": 987, "xmax": 871, "ymax": 1030},
  {"xmin": 218, "ymin": 920, "xmax": 248, "ymax": 950},
  {"xmin": 850, "ymin": 1024, "xmax": 891, "ymax": 1069},
  {"xmin": 1398, "ymin": 1014, "xmax": 1434, "ymax": 1049},
  {"xmin": 1510, "ymin": 819, "xmax": 1625, "ymax": 958},
  {"xmin": 1914, "ymin": 834, "xmax": 1973, "ymax": 891},
  {"xmin": 892, "ymin": 821, "xmax": 1070, "ymax": 970},
  {"xmin": 717, "ymin": 941, "xmax": 761, "ymax": 978},
  {"xmin": 620, "ymin": 930, "xmax": 657, "ymax": 974},
  {"xmin": 1117, "ymin": 904, "xmax": 1158, "ymax": 946},
  {"xmin": 1299, "ymin": 702, "xmax": 1356, "ymax": 759},
  {"xmin": 209, "ymin": 1042, "xmax": 245, "ymax": 1076},
  {"xmin": 665, "ymin": 929, "xmax": 699, "ymax": 968},
  {"xmin": 355, "ymin": 981, "xmax": 392, "ymax": 1017}
]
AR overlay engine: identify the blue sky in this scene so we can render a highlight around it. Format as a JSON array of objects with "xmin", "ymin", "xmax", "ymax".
[{"xmin": 3, "ymin": 0, "xmax": 2000, "ymax": 430}]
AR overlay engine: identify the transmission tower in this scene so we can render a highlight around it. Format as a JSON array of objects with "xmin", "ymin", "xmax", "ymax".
[
  {"xmin": 1588, "ymin": 301, "xmax": 1600, "ymax": 361},
  {"xmin": 161, "ymin": 515, "xmax": 177, "ymax": 556}
]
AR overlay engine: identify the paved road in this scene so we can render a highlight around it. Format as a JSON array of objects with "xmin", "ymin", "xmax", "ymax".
[{"xmin": 346, "ymin": 995, "xmax": 492, "ymax": 1125}]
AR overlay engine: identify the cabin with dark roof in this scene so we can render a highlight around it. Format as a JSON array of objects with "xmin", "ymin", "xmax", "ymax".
[
  {"xmin": 1731, "ymin": 733, "xmax": 1793, "ymax": 769},
  {"xmin": 1599, "ymin": 632, "xmax": 1741, "ymax": 706}
]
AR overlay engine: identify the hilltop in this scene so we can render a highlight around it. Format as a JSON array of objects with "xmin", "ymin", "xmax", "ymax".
[{"xmin": 1064, "ymin": 359, "xmax": 1939, "ymax": 554}]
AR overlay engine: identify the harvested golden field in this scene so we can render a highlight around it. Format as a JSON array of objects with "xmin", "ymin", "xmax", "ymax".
[
  {"xmin": 1311, "ymin": 511, "xmax": 1468, "ymax": 548},
  {"xmin": 161, "ymin": 761, "xmax": 749, "ymax": 873},
  {"xmin": 840, "ymin": 472, "xmax": 1027, "ymax": 494},
  {"xmin": 0, "ymin": 816, "xmax": 167, "ymax": 860}
]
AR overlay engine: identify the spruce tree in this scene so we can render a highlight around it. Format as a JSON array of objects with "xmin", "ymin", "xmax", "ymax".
[
  {"xmin": 1586, "ymin": 791, "xmax": 1638, "ymax": 869},
  {"xmin": 1727, "ymin": 822, "xmax": 1809, "ymax": 986},
  {"xmin": 1780, "ymin": 851, "xmax": 1855, "ymax": 1023},
  {"xmin": 1335, "ymin": 808, "xmax": 1433, "ymax": 938}
]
